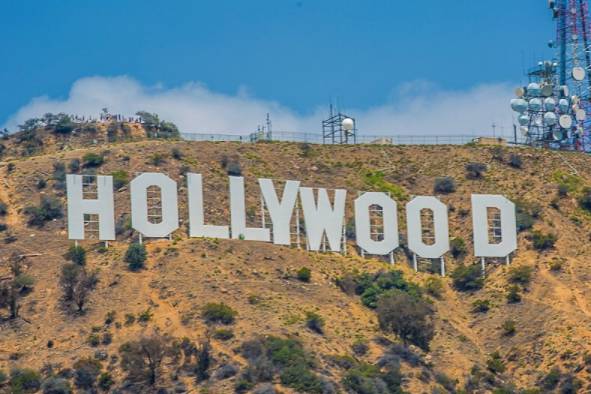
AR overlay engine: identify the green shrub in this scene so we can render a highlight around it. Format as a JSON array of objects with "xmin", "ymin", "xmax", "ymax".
[
  {"xmin": 124, "ymin": 243, "xmax": 147, "ymax": 271},
  {"xmin": 10, "ymin": 368, "xmax": 42, "ymax": 394},
  {"xmin": 351, "ymin": 340, "xmax": 369, "ymax": 356},
  {"xmin": 0, "ymin": 369, "xmax": 6, "ymax": 384},
  {"xmin": 508, "ymin": 154, "xmax": 523, "ymax": 169},
  {"xmin": 506, "ymin": 285, "xmax": 522, "ymax": 304},
  {"xmin": 238, "ymin": 336, "xmax": 323, "ymax": 393},
  {"xmin": 65, "ymin": 245, "xmax": 86, "ymax": 265},
  {"xmin": 434, "ymin": 176, "xmax": 456, "ymax": 194},
  {"xmin": 541, "ymin": 367, "xmax": 561, "ymax": 390},
  {"xmin": 305, "ymin": 311, "xmax": 325, "ymax": 334},
  {"xmin": 97, "ymin": 372, "xmax": 114, "ymax": 391},
  {"xmin": 425, "ymin": 276, "xmax": 444, "ymax": 298},
  {"xmin": 137, "ymin": 308, "xmax": 153, "ymax": 323},
  {"xmin": 450, "ymin": 237, "xmax": 467, "ymax": 259},
  {"xmin": 451, "ymin": 264, "xmax": 484, "ymax": 292},
  {"xmin": 202, "ymin": 303, "xmax": 237, "ymax": 325},
  {"xmin": 472, "ymin": 299, "xmax": 491, "ymax": 313},
  {"xmin": 68, "ymin": 158, "xmax": 80, "ymax": 173},
  {"xmin": 342, "ymin": 362, "xmax": 403, "ymax": 394},
  {"xmin": 465, "ymin": 162, "xmax": 487, "ymax": 179},
  {"xmin": 171, "ymin": 148, "xmax": 183, "ymax": 160},
  {"xmin": 41, "ymin": 377, "xmax": 72, "ymax": 394},
  {"xmin": 24, "ymin": 196, "xmax": 63, "ymax": 227},
  {"xmin": 73, "ymin": 358, "xmax": 101, "ymax": 389},
  {"xmin": 87, "ymin": 333, "xmax": 100, "ymax": 347},
  {"xmin": 549, "ymin": 258, "xmax": 563, "ymax": 272},
  {"xmin": 531, "ymin": 231, "xmax": 557, "ymax": 251},
  {"xmin": 501, "ymin": 319, "xmax": 516, "ymax": 336},
  {"xmin": 213, "ymin": 328, "xmax": 234, "ymax": 341},
  {"xmin": 0, "ymin": 201, "xmax": 7, "ymax": 216},
  {"xmin": 508, "ymin": 265, "xmax": 534, "ymax": 285},
  {"xmin": 111, "ymin": 170, "xmax": 129, "ymax": 190},
  {"xmin": 148, "ymin": 153, "xmax": 166, "ymax": 166},
  {"xmin": 486, "ymin": 352, "xmax": 506, "ymax": 374},
  {"xmin": 82, "ymin": 153, "xmax": 104, "ymax": 168},
  {"xmin": 363, "ymin": 171, "xmax": 407, "ymax": 200},
  {"xmin": 296, "ymin": 267, "xmax": 311, "ymax": 282},
  {"xmin": 515, "ymin": 200, "xmax": 541, "ymax": 232}
]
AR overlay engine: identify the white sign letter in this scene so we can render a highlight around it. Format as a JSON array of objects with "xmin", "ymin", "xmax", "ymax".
[
  {"xmin": 406, "ymin": 196, "xmax": 450, "ymax": 258},
  {"xmin": 472, "ymin": 194, "xmax": 517, "ymax": 257},
  {"xmin": 187, "ymin": 173, "xmax": 229, "ymax": 239},
  {"xmin": 130, "ymin": 173, "xmax": 179, "ymax": 238},
  {"xmin": 300, "ymin": 187, "xmax": 346, "ymax": 252},
  {"xmin": 354, "ymin": 192, "xmax": 399, "ymax": 255},
  {"xmin": 230, "ymin": 176, "xmax": 270, "ymax": 242},
  {"xmin": 259, "ymin": 179, "xmax": 300, "ymax": 245},
  {"xmin": 67, "ymin": 175, "xmax": 115, "ymax": 240}
]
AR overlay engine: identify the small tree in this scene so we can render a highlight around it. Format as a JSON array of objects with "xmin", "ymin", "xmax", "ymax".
[
  {"xmin": 305, "ymin": 311, "xmax": 325, "ymax": 334},
  {"xmin": 24, "ymin": 196, "xmax": 63, "ymax": 227},
  {"xmin": 450, "ymin": 237, "xmax": 467, "ymax": 259},
  {"xmin": 202, "ymin": 302, "xmax": 237, "ymax": 325},
  {"xmin": 60, "ymin": 263, "xmax": 98, "ymax": 312},
  {"xmin": 376, "ymin": 290, "xmax": 434, "ymax": 351},
  {"xmin": 125, "ymin": 243, "xmax": 147, "ymax": 271},
  {"xmin": 119, "ymin": 335, "xmax": 170, "ymax": 386},
  {"xmin": 0, "ymin": 254, "xmax": 34, "ymax": 319},
  {"xmin": 195, "ymin": 339, "xmax": 213, "ymax": 381},
  {"xmin": 531, "ymin": 231, "xmax": 557, "ymax": 251},
  {"xmin": 65, "ymin": 245, "xmax": 86, "ymax": 265},
  {"xmin": 296, "ymin": 267, "xmax": 311, "ymax": 282}
]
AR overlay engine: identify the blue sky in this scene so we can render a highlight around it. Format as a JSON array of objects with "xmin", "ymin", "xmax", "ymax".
[{"xmin": 1, "ymin": 0, "xmax": 555, "ymax": 135}]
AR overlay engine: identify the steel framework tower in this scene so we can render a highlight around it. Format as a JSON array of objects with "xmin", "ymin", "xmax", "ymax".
[{"xmin": 511, "ymin": 0, "xmax": 591, "ymax": 151}]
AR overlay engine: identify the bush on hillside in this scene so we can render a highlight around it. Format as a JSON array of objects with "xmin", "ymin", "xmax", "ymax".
[
  {"xmin": 451, "ymin": 264, "xmax": 484, "ymax": 292},
  {"xmin": 450, "ymin": 237, "xmax": 467, "ymax": 259},
  {"xmin": 531, "ymin": 231, "xmax": 557, "ymax": 251},
  {"xmin": 68, "ymin": 158, "xmax": 81, "ymax": 173},
  {"xmin": 10, "ymin": 368, "xmax": 42, "ymax": 393},
  {"xmin": 305, "ymin": 311, "xmax": 325, "ymax": 334},
  {"xmin": 465, "ymin": 162, "xmax": 487, "ymax": 179},
  {"xmin": 296, "ymin": 267, "xmax": 311, "ymax": 282},
  {"xmin": 578, "ymin": 187, "xmax": 591, "ymax": 212},
  {"xmin": 111, "ymin": 170, "xmax": 129, "ymax": 190},
  {"xmin": 220, "ymin": 155, "xmax": 242, "ymax": 176},
  {"xmin": 202, "ymin": 302, "xmax": 237, "ymax": 325},
  {"xmin": 434, "ymin": 177, "xmax": 456, "ymax": 194},
  {"xmin": 506, "ymin": 285, "xmax": 522, "ymax": 304},
  {"xmin": 471, "ymin": 299, "xmax": 491, "ymax": 313},
  {"xmin": 124, "ymin": 243, "xmax": 147, "ymax": 271},
  {"xmin": 82, "ymin": 153, "xmax": 104, "ymax": 168},
  {"xmin": 24, "ymin": 196, "xmax": 63, "ymax": 227},
  {"xmin": 508, "ymin": 154, "xmax": 523, "ymax": 169},
  {"xmin": 65, "ymin": 245, "xmax": 86, "ymax": 265},
  {"xmin": 508, "ymin": 265, "xmax": 534, "ymax": 285}
]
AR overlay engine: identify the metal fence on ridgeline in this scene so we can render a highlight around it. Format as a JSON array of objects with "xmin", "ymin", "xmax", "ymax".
[{"xmin": 180, "ymin": 131, "xmax": 516, "ymax": 145}]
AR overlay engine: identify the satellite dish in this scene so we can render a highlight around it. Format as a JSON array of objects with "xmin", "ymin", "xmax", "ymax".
[
  {"xmin": 515, "ymin": 87, "xmax": 525, "ymax": 97},
  {"xmin": 544, "ymin": 112, "xmax": 558, "ymax": 126},
  {"xmin": 511, "ymin": 98, "xmax": 528, "ymax": 113},
  {"xmin": 542, "ymin": 84, "xmax": 554, "ymax": 97},
  {"xmin": 544, "ymin": 97, "xmax": 556, "ymax": 111},
  {"xmin": 553, "ymin": 130, "xmax": 565, "ymax": 140},
  {"xmin": 520, "ymin": 126, "xmax": 529, "ymax": 136},
  {"xmin": 529, "ymin": 98, "xmax": 542, "ymax": 111},
  {"xmin": 573, "ymin": 67, "xmax": 586, "ymax": 81},
  {"xmin": 518, "ymin": 114, "xmax": 530, "ymax": 126},
  {"xmin": 560, "ymin": 85, "xmax": 570, "ymax": 97},
  {"xmin": 576, "ymin": 108, "xmax": 587, "ymax": 121},
  {"xmin": 558, "ymin": 98, "xmax": 570, "ymax": 112},
  {"xmin": 342, "ymin": 118, "xmax": 354, "ymax": 132},
  {"xmin": 559, "ymin": 114, "xmax": 573, "ymax": 129},
  {"xmin": 527, "ymin": 82, "xmax": 541, "ymax": 96}
]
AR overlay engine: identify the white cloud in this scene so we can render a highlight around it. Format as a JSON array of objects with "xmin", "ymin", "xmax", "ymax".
[{"xmin": 3, "ymin": 76, "xmax": 516, "ymax": 138}]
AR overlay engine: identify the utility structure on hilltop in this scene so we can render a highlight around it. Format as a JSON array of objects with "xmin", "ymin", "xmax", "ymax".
[
  {"xmin": 322, "ymin": 105, "xmax": 357, "ymax": 144},
  {"xmin": 511, "ymin": 0, "xmax": 591, "ymax": 151}
]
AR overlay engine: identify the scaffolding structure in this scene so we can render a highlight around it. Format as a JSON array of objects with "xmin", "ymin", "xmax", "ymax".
[{"xmin": 322, "ymin": 106, "xmax": 357, "ymax": 144}]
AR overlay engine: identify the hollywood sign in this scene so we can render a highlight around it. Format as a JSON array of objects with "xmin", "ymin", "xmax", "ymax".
[{"xmin": 66, "ymin": 173, "xmax": 517, "ymax": 261}]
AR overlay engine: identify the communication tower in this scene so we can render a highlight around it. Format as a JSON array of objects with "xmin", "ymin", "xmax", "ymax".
[
  {"xmin": 511, "ymin": 0, "xmax": 591, "ymax": 150},
  {"xmin": 322, "ymin": 105, "xmax": 357, "ymax": 144}
]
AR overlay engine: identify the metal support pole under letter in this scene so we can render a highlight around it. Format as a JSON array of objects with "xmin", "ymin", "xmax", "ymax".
[
  {"xmin": 413, "ymin": 254, "xmax": 418, "ymax": 272},
  {"xmin": 481, "ymin": 257, "xmax": 486, "ymax": 275},
  {"xmin": 440, "ymin": 256, "xmax": 446, "ymax": 277}
]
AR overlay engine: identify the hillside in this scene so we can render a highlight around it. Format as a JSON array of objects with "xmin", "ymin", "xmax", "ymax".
[{"xmin": 0, "ymin": 124, "xmax": 591, "ymax": 393}]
